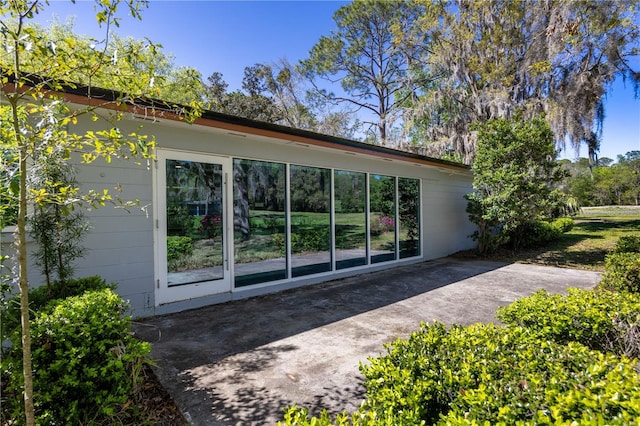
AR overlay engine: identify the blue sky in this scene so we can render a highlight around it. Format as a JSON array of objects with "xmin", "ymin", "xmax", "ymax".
[{"xmin": 33, "ymin": 0, "xmax": 639, "ymax": 161}]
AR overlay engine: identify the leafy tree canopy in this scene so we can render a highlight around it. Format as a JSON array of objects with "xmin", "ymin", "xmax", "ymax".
[
  {"xmin": 400, "ymin": 0, "xmax": 640, "ymax": 163},
  {"xmin": 465, "ymin": 116, "xmax": 565, "ymax": 253},
  {"xmin": 563, "ymin": 151, "xmax": 640, "ymax": 206},
  {"xmin": 205, "ymin": 61, "xmax": 358, "ymax": 138},
  {"xmin": 301, "ymin": 0, "xmax": 436, "ymax": 146}
]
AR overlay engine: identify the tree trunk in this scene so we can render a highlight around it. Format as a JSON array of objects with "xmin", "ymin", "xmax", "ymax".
[
  {"xmin": 17, "ymin": 132, "xmax": 35, "ymax": 426},
  {"xmin": 233, "ymin": 162, "xmax": 250, "ymax": 237},
  {"xmin": 378, "ymin": 117, "xmax": 387, "ymax": 147},
  {"xmin": 9, "ymin": 15, "xmax": 36, "ymax": 421}
]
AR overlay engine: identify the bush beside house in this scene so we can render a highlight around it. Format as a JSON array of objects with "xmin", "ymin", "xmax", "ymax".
[{"xmin": 1, "ymin": 279, "xmax": 151, "ymax": 424}]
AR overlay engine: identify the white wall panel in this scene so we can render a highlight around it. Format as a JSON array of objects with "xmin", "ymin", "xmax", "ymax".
[{"xmin": 9, "ymin": 112, "xmax": 475, "ymax": 317}]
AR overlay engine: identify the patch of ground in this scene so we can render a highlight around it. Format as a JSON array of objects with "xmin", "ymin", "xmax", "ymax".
[
  {"xmin": 455, "ymin": 210, "xmax": 640, "ymax": 271},
  {"xmin": 137, "ymin": 364, "xmax": 188, "ymax": 425}
]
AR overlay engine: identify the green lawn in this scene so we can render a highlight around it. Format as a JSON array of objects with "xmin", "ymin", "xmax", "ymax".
[{"xmin": 479, "ymin": 207, "xmax": 640, "ymax": 271}]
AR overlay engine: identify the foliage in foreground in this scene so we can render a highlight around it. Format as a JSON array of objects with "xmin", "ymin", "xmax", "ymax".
[
  {"xmin": 497, "ymin": 288, "xmax": 640, "ymax": 358},
  {"xmin": 0, "ymin": 276, "xmax": 114, "ymax": 341},
  {"xmin": 613, "ymin": 235, "xmax": 640, "ymax": 254},
  {"xmin": 280, "ymin": 323, "xmax": 640, "ymax": 426},
  {"xmin": 599, "ymin": 252, "xmax": 640, "ymax": 294},
  {"xmin": 1, "ymin": 288, "xmax": 151, "ymax": 424},
  {"xmin": 279, "ymin": 241, "xmax": 640, "ymax": 425}
]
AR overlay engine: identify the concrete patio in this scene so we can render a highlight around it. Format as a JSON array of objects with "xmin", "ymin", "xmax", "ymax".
[{"xmin": 132, "ymin": 258, "xmax": 601, "ymax": 425}]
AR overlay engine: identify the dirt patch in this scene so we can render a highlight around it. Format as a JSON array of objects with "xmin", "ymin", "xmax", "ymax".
[{"xmin": 137, "ymin": 364, "xmax": 188, "ymax": 425}]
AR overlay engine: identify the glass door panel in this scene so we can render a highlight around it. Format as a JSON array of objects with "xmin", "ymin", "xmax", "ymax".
[
  {"xmin": 290, "ymin": 165, "xmax": 331, "ymax": 277},
  {"xmin": 334, "ymin": 170, "xmax": 367, "ymax": 269},
  {"xmin": 233, "ymin": 159, "xmax": 287, "ymax": 287},
  {"xmin": 166, "ymin": 159, "xmax": 224, "ymax": 286},
  {"xmin": 156, "ymin": 150, "xmax": 231, "ymax": 305},
  {"xmin": 399, "ymin": 178, "xmax": 421, "ymax": 259},
  {"xmin": 370, "ymin": 174, "xmax": 397, "ymax": 263}
]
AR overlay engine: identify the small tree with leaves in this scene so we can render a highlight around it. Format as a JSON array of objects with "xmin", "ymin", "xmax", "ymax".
[
  {"xmin": 0, "ymin": 0, "xmax": 196, "ymax": 423},
  {"xmin": 465, "ymin": 116, "xmax": 564, "ymax": 254},
  {"xmin": 28, "ymin": 153, "xmax": 88, "ymax": 288}
]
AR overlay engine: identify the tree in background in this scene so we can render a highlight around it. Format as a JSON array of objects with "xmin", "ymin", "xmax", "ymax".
[
  {"xmin": 465, "ymin": 116, "xmax": 564, "ymax": 254},
  {"xmin": 401, "ymin": 0, "xmax": 639, "ymax": 163},
  {"xmin": 618, "ymin": 151, "xmax": 640, "ymax": 205},
  {"xmin": 564, "ymin": 151, "xmax": 640, "ymax": 207},
  {"xmin": 204, "ymin": 61, "xmax": 359, "ymax": 139},
  {"xmin": 301, "ymin": 0, "xmax": 434, "ymax": 146},
  {"xmin": 205, "ymin": 66, "xmax": 281, "ymax": 123}
]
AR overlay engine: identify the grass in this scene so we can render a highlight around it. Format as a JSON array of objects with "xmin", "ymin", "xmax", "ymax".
[
  {"xmin": 168, "ymin": 209, "xmax": 420, "ymax": 271},
  {"xmin": 481, "ymin": 207, "xmax": 640, "ymax": 271}
]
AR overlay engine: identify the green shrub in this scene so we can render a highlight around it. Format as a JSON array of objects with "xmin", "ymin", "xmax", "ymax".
[
  {"xmin": 272, "ymin": 232, "xmax": 286, "ymax": 252},
  {"xmin": 1, "ymin": 288, "xmax": 151, "ymax": 424},
  {"xmin": 509, "ymin": 220, "xmax": 562, "ymax": 249},
  {"xmin": 551, "ymin": 216, "xmax": 574, "ymax": 233},
  {"xmin": 167, "ymin": 235, "xmax": 194, "ymax": 262},
  {"xmin": 278, "ymin": 406, "xmax": 376, "ymax": 426},
  {"xmin": 496, "ymin": 288, "xmax": 640, "ymax": 357},
  {"xmin": 614, "ymin": 235, "xmax": 640, "ymax": 253},
  {"xmin": 1, "ymin": 275, "xmax": 114, "ymax": 342},
  {"xmin": 166, "ymin": 203, "xmax": 193, "ymax": 235},
  {"xmin": 360, "ymin": 322, "xmax": 640, "ymax": 425},
  {"xmin": 28, "ymin": 275, "xmax": 115, "ymax": 309},
  {"xmin": 291, "ymin": 228, "xmax": 330, "ymax": 253},
  {"xmin": 599, "ymin": 252, "xmax": 640, "ymax": 293}
]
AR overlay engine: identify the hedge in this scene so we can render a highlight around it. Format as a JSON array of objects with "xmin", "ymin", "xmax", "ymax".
[
  {"xmin": 496, "ymin": 288, "xmax": 640, "ymax": 358},
  {"xmin": 1, "ymin": 288, "xmax": 150, "ymax": 424},
  {"xmin": 279, "ymin": 323, "xmax": 640, "ymax": 425},
  {"xmin": 599, "ymin": 252, "xmax": 640, "ymax": 293}
]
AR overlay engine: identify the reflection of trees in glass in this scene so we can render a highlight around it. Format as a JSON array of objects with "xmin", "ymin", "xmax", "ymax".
[
  {"xmin": 370, "ymin": 174, "xmax": 395, "ymax": 217},
  {"xmin": 233, "ymin": 159, "xmax": 285, "ymax": 239},
  {"xmin": 334, "ymin": 170, "xmax": 365, "ymax": 214},
  {"xmin": 399, "ymin": 178, "xmax": 420, "ymax": 258},
  {"xmin": 233, "ymin": 159, "xmax": 286, "ymax": 286},
  {"xmin": 334, "ymin": 171, "xmax": 366, "ymax": 257},
  {"xmin": 370, "ymin": 174, "xmax": 396, "ymax": 262},
  {"xmin": 165, "ymin": 159, "xmax": 223, "ymax": 275},
  {"xmin": 290, "ymin": 165, "xmax": 331, "ymax": 275},
  {"xmin": 399, "ymin": 178, "xmax": 420, "ymax": 241},
  {"xmin": 290, "ymin": 166, "xmax": 330, "ymax": 213},
  {"xmin": 166, "ymin": 160, "xmax": 221, "ymax": 237}
]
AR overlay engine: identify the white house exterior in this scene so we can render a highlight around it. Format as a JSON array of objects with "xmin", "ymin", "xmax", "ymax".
[{"xmin": 1, "ymin": 90, "xmax": 476, "ymax": 318}]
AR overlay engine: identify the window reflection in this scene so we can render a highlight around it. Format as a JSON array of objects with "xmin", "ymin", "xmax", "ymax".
[
  {"xmin": 290, "ymin": 165, "xmax": 331, "ymax": 277},
  {"xmin": 334, "ymin": 170, "xmax": 367, "ymax": 269},
  {"xmin": 369, "ymin": 174, "xmax": 396, "ymax": 263},
  {"xmin": 231, "ymin": 158, "xmax": 422, "ymax": 286},
  {"xmin": 399, "ymin": 178, "xmax": 421, "ymax": 258},
  {"xmin": 233, "ymin": 159, "xmax": 287, "ymax": 287},
  {"xmin": 165, "ymin": 159, "xmax": 224, "ymax": 286}
]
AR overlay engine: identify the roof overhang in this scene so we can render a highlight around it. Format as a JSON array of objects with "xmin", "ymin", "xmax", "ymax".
[{"xmin": 2, "ymin": 77, "xmax": 471, "ymax": 174}]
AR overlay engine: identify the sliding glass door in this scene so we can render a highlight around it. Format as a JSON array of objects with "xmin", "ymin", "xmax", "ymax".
[
  {"xmin": 370, "ymin": 174, "xmax": 397, "ymax": 264},
  {"xmin": 233, "ymin": 159, "xmax": 287, "ymax": 287},
  {"xmin": 290, "ymin": 165, "xmax": 332, "ymax": 277},
  {"xmin": 156, "ymin": 150, "xmax": 423, "ymax": 304},
  {"xmin": 334, "ymin": 170, "xmax": 367, "ymax": 269}
]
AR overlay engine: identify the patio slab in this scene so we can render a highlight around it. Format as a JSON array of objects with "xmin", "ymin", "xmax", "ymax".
[{"xmin": 132, "ymin": 258, "xmax": 601, "ymax": 425}]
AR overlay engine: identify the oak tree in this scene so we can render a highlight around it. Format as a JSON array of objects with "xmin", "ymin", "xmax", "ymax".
[{"xmin": 402, "ymin": 0, "xmax": 640, "ymax": 163}]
